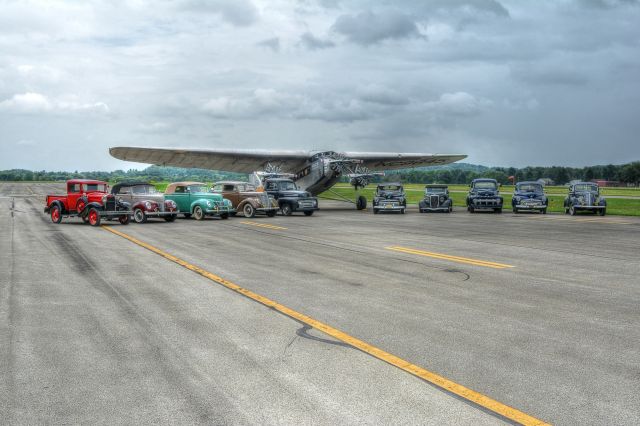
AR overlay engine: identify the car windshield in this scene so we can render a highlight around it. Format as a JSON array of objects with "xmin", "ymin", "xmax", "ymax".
[
  {"xmin": 378, "ymin": 186, "xmax": 402, "ymax": 194},
  {"xmin": 426, "ymin": 187, "xmax": 446, "ymax": 194},
  {"xmin": 574, "ymin": 184, "xmax": 598, "ymax": 192},
  {"xmin": 517, "ymin": 184, "xmax": 542, "ymax": 193},
  {"xmin": 189, "ymin": 185, "xmax": 208, "ymax": 193},
  {"xmin": 85, "ymin": 184, "xmax": 107, "ymax": 192},
  {"xmin": 279, "ymin": 181, "xmax": 298, "ymax": 191},
  {"xmin": 474, "ymin": 181, "xmax": 497, "ymax": 190}
]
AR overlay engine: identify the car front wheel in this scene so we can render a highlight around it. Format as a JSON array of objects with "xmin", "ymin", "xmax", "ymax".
[
  {"xmin": 193, "ymin": 206, "xmax": 205, "ymax": 220},
  {"xmin": 569, "ymin": 206, "xmax": 576, "ymax": 216},
  {"xmin": 133, "ymin": 208, "xmax": 147, "ymax": 223},
  {"xmin": 243, "ymin": 203, "xmax": 256, "ymax": 218},
  {"xmin": 119, "ymin": 215, "xmax": 130, "ymax": 225},
  {"xmin": 281, "ymin": 203, "xmax": 293, "ymax": 216}
]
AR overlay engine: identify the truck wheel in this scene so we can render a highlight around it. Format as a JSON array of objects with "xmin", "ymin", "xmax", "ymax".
[
  {"xmin": 164, "ymin": 215, "xmax": 176, "ymax": 222},
  {"xmin": 193, "ymin": 206, "xmax": 205, "ymax": 220},
  {"xmin": 281, "ymin": 203, "xmax": 293, "ymax": 216},
  {"xmin": 243, "ymin": 203, "xmax": 256, "ymax": 218},
  {"xmin": 400, "ymin": 209, "xmax": 405, "ymax": 214},
  {"xmin": 495, "ymin": 208, "xmax": 502, "ymax": 214},
  {"xmin": 356, "ymin": 196, "xmax": 367, "ymax": 210},
  {"xmin": 304, "ymin": 211, "xmax": 314, "ymax": 216},
  {"xmin": 50, "ymin": 205, "xmax": 62, "ymax": 223},
  {"xmin": 266, "ymin": 210, "xmax": 276, "ymax": 217},
  {"xmin": 88, "ymin": 208, "xmax": 101, "ymax": 226},
  {"xmin": 76, "ymin": 198, "xmax": 87, "ymax": 214},
  {"xmin": 133, "ymin": 208, "xmax": 147, "ymax": 223},
  {"xmin": 119, "ymin": 215, "xmax": 130, "ymax": 225},
  {"xmin": 569, "ymin": 206, "xmax": 576, "ymax": 216}
]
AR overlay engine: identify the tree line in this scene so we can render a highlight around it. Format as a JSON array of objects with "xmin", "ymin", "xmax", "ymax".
[{"xmin": 2, "ymin": 162, "xmax": 640, "ymax": 186}]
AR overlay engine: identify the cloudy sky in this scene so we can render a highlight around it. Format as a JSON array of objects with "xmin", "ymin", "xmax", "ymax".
[{"xmin": 1, "ymin": 0, "xmax": 639, "ymax": 171}]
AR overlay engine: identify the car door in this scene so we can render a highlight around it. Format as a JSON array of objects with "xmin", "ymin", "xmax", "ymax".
[{"xmin": 171, "ymin": 185, "xmax": 191, "ymax": 212}]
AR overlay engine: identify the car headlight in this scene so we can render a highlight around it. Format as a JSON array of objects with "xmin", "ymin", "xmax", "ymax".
[
  {"xmin": 206, "ymin": 200, "xmax": 212, "ymax": 207},
  {"xmin": 145, "ymin": 201, "xmax": 152, "ymax": 209},
  {"xmin": 313, "ymin": 200, "xmax": 317, "ymax": 207}
]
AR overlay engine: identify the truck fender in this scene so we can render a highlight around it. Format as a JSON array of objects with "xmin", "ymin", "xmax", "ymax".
[{"xmin": 48, "ymin": 199, "xmax": 66, "ymax": 214}]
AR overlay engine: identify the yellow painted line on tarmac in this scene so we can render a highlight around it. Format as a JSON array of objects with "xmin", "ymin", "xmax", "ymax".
[
  {"xmin": 101, "ymin": 225, "xmax": 546, "ymax": 426},
  {"xmin": 240, "ymin": 220, "xmax": 287, "ymax": 230},
  {"xmin": 387, "ymin": 246, "xmax": 515, "ymax": 269}
]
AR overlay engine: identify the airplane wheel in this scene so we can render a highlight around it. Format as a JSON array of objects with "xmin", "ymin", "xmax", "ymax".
[{"xmin": 356, "ymin": 196, "xmax": 367, "ymax": 210}]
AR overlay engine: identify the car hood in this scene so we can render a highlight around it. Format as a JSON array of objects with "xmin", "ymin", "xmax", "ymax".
[
  {"xmin": 190, "ymin": 192, "xmax": 224, "ymax": 200},
  {"xmin": 515, "ymin": 191, "xmax": 544, "ymax": 198},
  {"xmin": 472, "ymin": 189, "xmax": 499, "ymax": 196}
]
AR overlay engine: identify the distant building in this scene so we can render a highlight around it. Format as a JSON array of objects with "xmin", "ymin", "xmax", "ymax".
[
  {"xmin": 591, "ymin": 179, "xmax": 622, "ymax": 187},
  {"xmin": 537, "ymin": 178, "xmax": 555, "ymax": 186}
]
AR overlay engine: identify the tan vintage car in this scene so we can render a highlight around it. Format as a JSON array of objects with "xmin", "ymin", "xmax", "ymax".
[{"xmin": 211, "ymin": 181, "xmax": 278, "ymax": 218}]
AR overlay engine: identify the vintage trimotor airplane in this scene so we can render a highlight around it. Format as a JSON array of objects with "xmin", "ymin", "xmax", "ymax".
[{"xmin": 109, "ymin": 147, "xmax": 466, "ymax": 209}]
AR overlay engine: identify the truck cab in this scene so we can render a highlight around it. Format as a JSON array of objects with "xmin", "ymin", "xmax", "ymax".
[{"xmin": 263, "ymin": 178, "xmax": 319, "ymax": 216}]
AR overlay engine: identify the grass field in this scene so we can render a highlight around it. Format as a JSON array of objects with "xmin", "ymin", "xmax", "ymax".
[{"xmin": 319, "ymin": 185, "xmax": 640, "ymax": 216}]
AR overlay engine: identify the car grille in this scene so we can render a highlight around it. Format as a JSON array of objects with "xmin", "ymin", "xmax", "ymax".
[
  {"xmin": 260, "ymin": 193, "xmax": 270, "ymax": 206},
  {"xmin": 430, "ymin": 195, "xmax": 439, "ymax": 207},
  {"xmin": 105, "ymin": 197, "xmax": 116, "ymax": 211}
]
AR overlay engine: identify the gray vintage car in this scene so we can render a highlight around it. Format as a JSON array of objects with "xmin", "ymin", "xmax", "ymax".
[
  {"xmin": 419, "ymin": 184, "xmax": 453, "ymax": 213},
  {"xmin": 111, "ymin": 181, "xmax": 178, "ymax": 223}
]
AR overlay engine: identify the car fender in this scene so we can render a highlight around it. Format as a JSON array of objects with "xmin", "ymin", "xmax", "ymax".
[
  {"xmin": 48, "ymin": 199, "xmax": 66, "ymax": 214},
  {"xmin": 86, "ymin": 201, "xmax": 102, "ymax": 211},
  {"xmin": 132, "ymin": 200, "xmax": 156, "ymax": 212},
  {"xmin": 190, "ymin": 199, "xmax": 209, "ymax": 213}
]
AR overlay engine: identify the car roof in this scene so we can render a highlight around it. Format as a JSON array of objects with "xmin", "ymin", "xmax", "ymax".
[
  {"xmin": 378, "ymin": 182, "xmax": 403, "ymax": 186},
  {"xmin": 111, "ymin": 181, "xmax": 152, "ymax": 192},
  {"xmin": 516, "ymin": 181, "xmax": 542, "ymax": 185},
  {"xmin": 67, "ymin": 179, "xmax": 107, "ymax": 185},
  {"xmin": 425, "ymin": 184, "xmax": 447, "ymax": 188},
  {"xmin": 215, "ymin": 181, "xmax": 250, "ymax": 185},
  {"xmin": 165, "ymin": 181, "xmax": 206, "ymax": 194},
  {"xmin": 472, "ymin": 178, "xmax": 497, "ymax": 182}
]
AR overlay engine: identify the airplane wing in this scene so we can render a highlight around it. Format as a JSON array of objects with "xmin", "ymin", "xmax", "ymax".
[
  {"xmin": 344, "ymin": 152, "xmax": 467, "ymax": 170},
  {"xmin": 109, "ymin": 147, "xmax": 311, "ymax": 174},
  {"xmin": 109, "ymin": 146, "xmax": 467, "ymax": 173}
]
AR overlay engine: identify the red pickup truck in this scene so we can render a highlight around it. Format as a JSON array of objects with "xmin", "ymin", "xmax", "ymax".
[{"xmin": 45, "ymin": 179, "xmax": 131, "ymax": 226}]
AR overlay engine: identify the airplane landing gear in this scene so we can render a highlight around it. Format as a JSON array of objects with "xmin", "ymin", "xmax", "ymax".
[{"xmin": 356, "ymin": 195, "xmax": 367, "ymax": 210}]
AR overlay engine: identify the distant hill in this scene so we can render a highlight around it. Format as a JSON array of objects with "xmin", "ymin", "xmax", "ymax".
[{"xmin": 2, "ymin": 161, "xmax": 639, "ymax": 186}]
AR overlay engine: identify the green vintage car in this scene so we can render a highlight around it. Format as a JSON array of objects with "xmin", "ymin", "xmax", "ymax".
[{"xmin": 164, "ymin": 181, "xmax": 234, "ymax": 220}]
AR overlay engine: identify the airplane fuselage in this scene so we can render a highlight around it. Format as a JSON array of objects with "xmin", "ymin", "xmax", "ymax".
[{"xmin": 290, "ymin": 157, "xmax": 342, "ymax": 196}]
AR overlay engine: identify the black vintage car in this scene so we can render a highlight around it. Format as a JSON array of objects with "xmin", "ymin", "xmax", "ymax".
[
  {"xmin": 466, "ymin": 178, "xmax": 503, "ymax": 213},
  {"xmin": 419, "ymin": 184, "xmax": 452, "ymax": 213},
  {"xmin": 512, "ymin": 181, "xmax": 548, "ymax": 214},
  {"xmin": 564, "ymin": 182, "xmax": 606, "ymax": 216},
  {"xmin": 373, "ymin": 183, "xmax": 406, "ymax": 214},
  {"xmin": 264, "ymin": 178, "xmax": 319, "ymax": 216}
]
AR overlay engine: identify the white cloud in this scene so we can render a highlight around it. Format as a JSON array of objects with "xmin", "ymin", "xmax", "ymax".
[{"xmin": 0, "ymin": 92, "xmax": 109, "ymax": 115}]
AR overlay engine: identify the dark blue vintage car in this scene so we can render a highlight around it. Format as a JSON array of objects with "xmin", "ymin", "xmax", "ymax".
[
  {"xmin": 466, "ymin": 178, "xmax": 503, "ymax": 213},
  {"xmin": 512, "ymin": 181, "xmax": 548, "ymax": 214},
  {"xmin": 564, "ymin": 182, "xmax": 606, "ymax": 216}
]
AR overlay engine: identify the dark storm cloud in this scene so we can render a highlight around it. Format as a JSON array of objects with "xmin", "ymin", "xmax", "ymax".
[
  {"xmin": 331, "ymin": 11, "xmax": 423, "ymax": 45},
  {"xmin": 1, "ymin": 0, "xmax": 640, "ymax": 170},
  {"xmin": 299, "ymin": 32, "xmax": 335, "ymax": 50}
]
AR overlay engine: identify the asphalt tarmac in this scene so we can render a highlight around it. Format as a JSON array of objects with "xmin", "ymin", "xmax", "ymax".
[{"xmin": 1, "ymin": 183, "xmax": 639, "ymax": 425}]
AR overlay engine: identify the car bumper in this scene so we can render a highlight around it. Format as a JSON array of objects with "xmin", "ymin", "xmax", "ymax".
[
  {"xmin": 205, "ymin": 206, "xmax": 235, "ymax": 216},
  {"xmin": 514, "ymin": 204, "xmax": 546, "ymax": 210},
  {"xmin": 573, "ymin": 205, "xmax": 605, "ymax": 210},
  {"xmin": 374, "ymin": 205, "xmax": 405, "ymax": 211},
  {"xmin": 292, "ymin": 202, "xmax": 319, "ymax": 212},
  {"xmin": 420, "ymin": 206, "xmax": 450, "ymax": 212}
]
